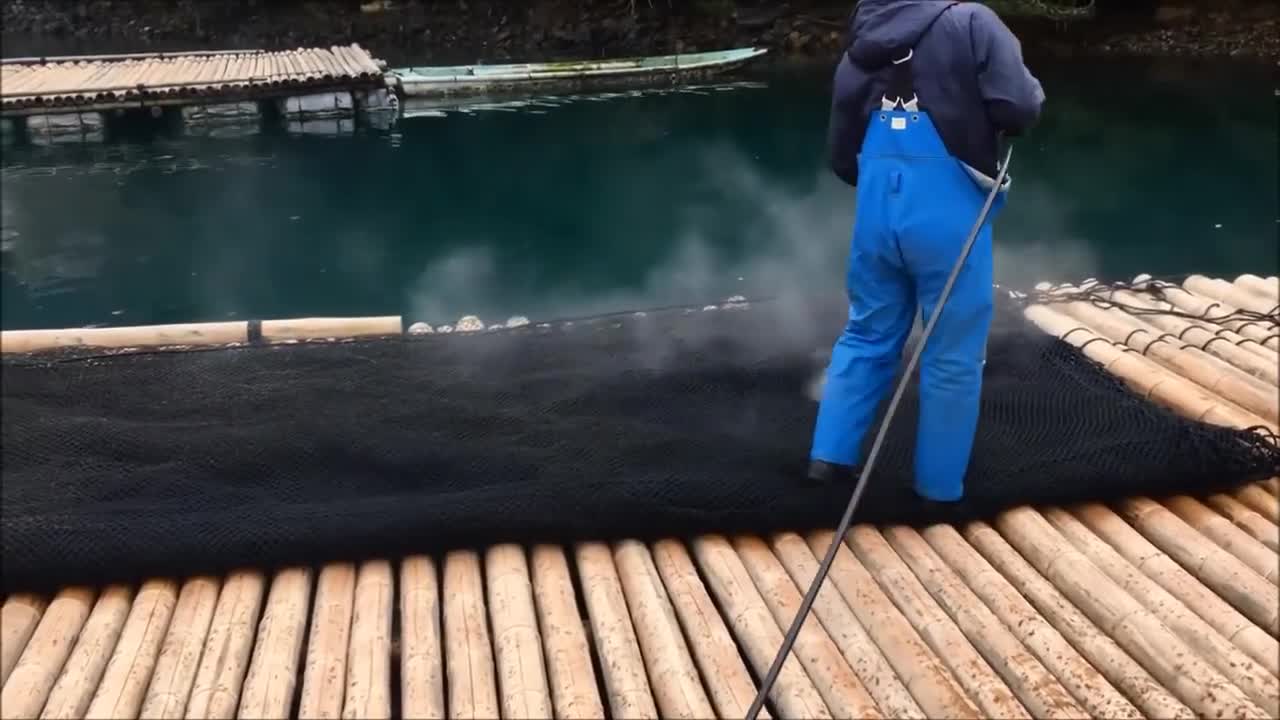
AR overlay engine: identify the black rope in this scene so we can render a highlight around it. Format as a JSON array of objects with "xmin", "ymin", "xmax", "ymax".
[
  {"xmin": 743, "ymin": 145, "xmax": 1013, "ymax": 720},
  {"xmin": 1200, "ymin": 335, "xmax": 1229, "ymax": 353},
  {"xmin": 1122, "ymin": 328, "xmax": 1148, "ymax": 347},
  {"xmin": 1136, "ymin": 335, "xmax": 1173, "ymax": 356},
  {"xmin": 1078, "ymin": 336, "xmax": 1117, "ymax": 353}
]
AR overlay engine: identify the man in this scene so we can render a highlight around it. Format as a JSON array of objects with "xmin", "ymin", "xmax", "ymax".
[{"xmin": 808, "ymin": 0, "xmax": 1044, "ymax": 502}]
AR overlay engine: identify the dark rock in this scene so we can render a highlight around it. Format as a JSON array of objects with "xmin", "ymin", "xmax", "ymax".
[
  {"xmin": 1154, "ymin": 5, "xmax": 1195, "ymax": 26},
  {"xmin": 785, "ymin": 30, "xmax": 810, "ymax": 51}
]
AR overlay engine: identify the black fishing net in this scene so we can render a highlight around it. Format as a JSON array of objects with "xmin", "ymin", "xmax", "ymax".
[{"xmin": 2, "ymin": 293, "xmax": 1277, "ymax": 593}]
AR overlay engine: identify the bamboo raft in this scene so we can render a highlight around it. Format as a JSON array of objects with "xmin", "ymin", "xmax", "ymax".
[
  {"xmin": 1, "ymin": 273, "xmax": 1278, "ymax": 719},
  {"xmin": 0, "ymin": 46, "xmax": 386, "ymax": 116}
]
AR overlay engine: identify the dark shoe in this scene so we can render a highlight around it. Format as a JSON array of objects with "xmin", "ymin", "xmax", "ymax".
[
  {"xmin": 806, "ymin": 459, "xmax": 854, "ymax": 485},
  {"xmin": 912, "ymin": 495, "xmax": 962, "ymax": 519}
]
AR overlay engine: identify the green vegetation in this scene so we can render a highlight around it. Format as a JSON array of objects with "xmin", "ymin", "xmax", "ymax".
[{"xmin": 984, "ymin": 0, "xmax": 1097, "ymax": 20}]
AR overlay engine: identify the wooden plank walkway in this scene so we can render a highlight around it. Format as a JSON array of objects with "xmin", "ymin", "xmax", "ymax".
[
  {"xmin": 1, "ymin": 273, "xmax": 1277, "ymax": 719},
  {"xmin": 0, "ymin": 45, "xmax": 385, "ymax": 116}
]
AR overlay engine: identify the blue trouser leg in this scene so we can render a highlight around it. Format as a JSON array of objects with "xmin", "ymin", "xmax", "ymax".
[
  {"xmin": 897, "ymin": 159, "xmax": 998, "ymax": 501},
  {"xmin": 904, "ymin": 220, "xmax": 994, "ymax": 500},
  {"xmin": 809, "ymin": 167, "xmax": 915, "ymax": 467}
]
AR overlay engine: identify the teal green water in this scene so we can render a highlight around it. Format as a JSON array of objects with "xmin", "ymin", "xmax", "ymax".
[{"xmin": 1, "ymin": 59, "xmax": 1275, "ymax": 331}]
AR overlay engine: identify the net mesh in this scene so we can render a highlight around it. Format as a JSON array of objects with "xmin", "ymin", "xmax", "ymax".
[{"xmin": 3, "ymin": 292, "xmax": 1277, "ymax": 593}]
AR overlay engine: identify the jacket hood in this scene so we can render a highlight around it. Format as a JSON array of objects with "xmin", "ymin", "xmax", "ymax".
[{"xmin": 846, "ymin": 0, "xmax": 956, "ymax": 69}]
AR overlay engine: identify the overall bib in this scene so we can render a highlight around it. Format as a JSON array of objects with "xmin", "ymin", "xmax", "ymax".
[{"xmin": 810, "ymin": 37, "xmax": 1011, "ymax": 502}]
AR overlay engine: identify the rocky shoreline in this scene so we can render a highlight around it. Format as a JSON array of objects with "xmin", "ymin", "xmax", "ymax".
[{"xmin": 3, "ymin": 0, "xmax": 1277, "ymax": 65}]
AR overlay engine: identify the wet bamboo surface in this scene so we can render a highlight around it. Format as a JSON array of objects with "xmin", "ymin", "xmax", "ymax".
[
  {"xmin": 2, "ymin": 275, "xmax": 1278, "ymax": 719},
  {"xmin": 0, "ymin": 45, "xmax": 384, "ymax": 112}
]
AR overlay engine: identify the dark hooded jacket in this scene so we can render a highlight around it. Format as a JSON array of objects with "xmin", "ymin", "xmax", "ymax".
[{"xmin": 827, "ymin": 0, "xmax": 1044, "ymax": 184}]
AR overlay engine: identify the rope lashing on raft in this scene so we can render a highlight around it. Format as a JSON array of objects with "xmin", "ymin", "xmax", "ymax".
[{"xmin": 1023, "ymin": 278, "xmax": 1279, "ymax": 329}]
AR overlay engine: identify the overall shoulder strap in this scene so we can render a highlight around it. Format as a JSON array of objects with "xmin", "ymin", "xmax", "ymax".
[{"xmin": 881, "ymin": 2, "xmax": 959, "ymax": 111}]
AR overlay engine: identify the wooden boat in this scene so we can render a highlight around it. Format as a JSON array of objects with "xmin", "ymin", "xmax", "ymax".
[{"xmin": 390, "ymin": 46, "xmax": 769, "ymax": 99}]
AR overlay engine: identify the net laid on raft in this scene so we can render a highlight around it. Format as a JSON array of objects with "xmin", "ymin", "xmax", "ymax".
[{"xmin": 3, "ymin": 292, "xmax": 1278, "ymax": 593}]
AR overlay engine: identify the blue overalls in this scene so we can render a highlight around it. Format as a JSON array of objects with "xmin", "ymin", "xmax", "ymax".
[{"xmin": 809, "ymin": 44, "xmax": 1010, "ymax": 502}]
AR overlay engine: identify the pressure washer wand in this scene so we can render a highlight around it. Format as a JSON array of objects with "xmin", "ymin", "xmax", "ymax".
[{"xmin": 744, "ymin": 143, "xmax": 1014, "ymax": 720}]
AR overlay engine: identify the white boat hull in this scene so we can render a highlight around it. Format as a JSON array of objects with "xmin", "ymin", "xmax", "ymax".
[{"xmin": 391, "ymin": 47, "xmax": 769, "ymax": 99}]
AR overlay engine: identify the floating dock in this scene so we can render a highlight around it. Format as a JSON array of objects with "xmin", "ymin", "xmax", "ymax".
[
  {"xmin": 0, "ymin": 273, "xmax": 1277, "ymax": 719},
  {"xmin": 0, "ymin": 45, "xmax": 395, "ymax": 143}
]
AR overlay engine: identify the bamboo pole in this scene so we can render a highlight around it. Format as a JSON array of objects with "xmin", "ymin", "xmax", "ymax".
[
  {"xmin": 574, "ymin": 541, "xmax": 658, "ymax": 719},
  {"xmin": 40, "ymin": 586, "xmax": 132, "ymax": 720},
  {"xmin": 399, "ymin": 557, "xmax": 444, "ymax": 720},
  {"xmin": 881, "ymin": 525, "xmax": 1087, "ymax": 719},
  {"xmin": 1186, "ymin": 275, "xmax": 1278, "ymax": 315},
  {"xmin": 1263, "ymin": 477, "xmax": 1280, "ymax": 496},
  {"xmin": 1079, "ymin": 501, "xmax": 1279, "ymax": 666},
  {"xmin": 649, "ymin": 539, "xmax": 767, "ymax": 720},
  {"xmin": 1201, "ymin": 492, "xmax": 1280, "ymax": 552},
  {"xmin": 920, "ymin": 524, "xmax": 1140, "ymax": 719},
  {"xmin": 351, "ymin": 44, "xmax": 382, "ymax": 76},
  {"xmin": 343, "ymin": 560, "xmax": 393, "ymax": 720},
  {"xmin": 528, "ymin": 545, "xmax": 602, "ymax": 720},
  {"xmin": 442, "ymin": 550, "xmax": 499, "ymax": 720},
  {"xmin": 691, "ymin": 534, "xmax": 832, "ymax": 719},
  {"xmin": 301, "ymin": 563, "xmax": 356, "ymax": 720},
  {"xmin": 239, "ymin": 567, "xmax": 312, "ymax": 720},
  {"xmin": 991, "ymin": 507, "xmax": 1265, "ymax": 718},
  {"xmin": 260, "ymin": 316, "xmax": 402, "ymax": 342},
  {"xmin": 83, "ymin": 579, "xmax": 178, "ymax": 719},
  {"xmin": 1, "ymin": 594, "xmax": 47, "ymax": 686},
  {"xmin": 1103, "ymin": 287, "xmax": 1280, "ymax": 389},
  {"xmin": 769, "ymin": 533, "xmax": 923, "ymax": 719},
  {"xmin": 1046, "ymin": 506, "xmax": 1279, "ymax": 715},
  {"xmin": 1154, "ymin": 282, "xmax": 1280, "ymax": 351},
  {"xmin": 0, "ymin": 315, "xmax": 407, "ymax": 354},
  {"xmin": 185, "ymin": 570, "xmax": 266, "ymax": 720},
  {"xmin": 1235, "ymin": 274, "xmax": 1279, "ymax": 303},
  {"xmin": 1118, "ymin": 496, "xmax": 1280, "ymax": 609},
  {"xmin": 485, "ymin": 545, "xmax": 553, "ymax": 720},
  {"xmin": 1234, "ymin": 333, "xmax": 1279, "ymax": 362},
  {"xmin": 612, "ymin": 540, "xmax": 713, "ymax": 720},
  {"xmin": 0, "ymin": 321, "xmax": 247, "ymax": 353},
  {"xmin": 1163, "ymin": 495, "xmax": 1279, "ymax": 578},
  {"xmin": 962, "ymin": 521, "xmax": 1194, "ymax": 718},
  {"xmin": 803, "ymin": 531, "xmax": 979, "ymax": 719},
  {"xmin": 1235, "ymin": 483, "xmax": 1280, "ymax": 521},
  {"xmin": 139, "ymin": 577, "xmax": 220, "ymax": 719},
  {"xmin": 845, "ymin": 525, "xmax": 1028, "ymax": 719},
  {"xmin": 1024, "ymin": 304, "xmax": 1276, "ymax": 431},
  {"xmin": 1055, "ymin": 294, "xmax": 1278, "ymax": 412},
  {"xmin": 1, "ymin": 587, "xmax": 95, "ymax": 720},
  {"xmin": 731, "ymin": 535, "xmax": 882, "ymax": 719}
]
